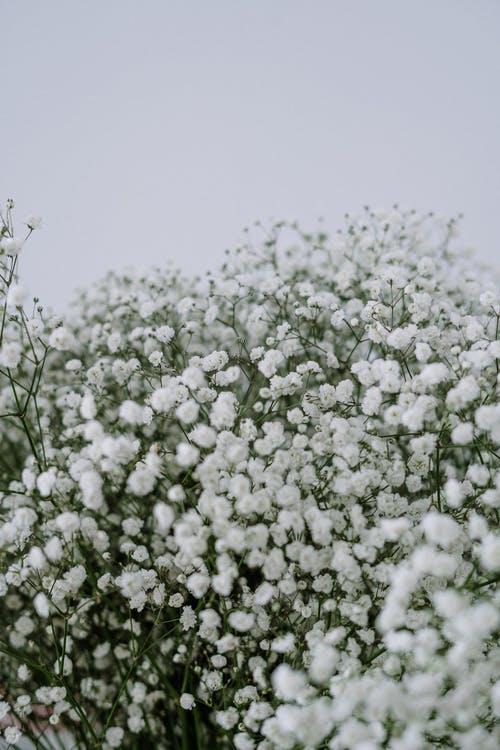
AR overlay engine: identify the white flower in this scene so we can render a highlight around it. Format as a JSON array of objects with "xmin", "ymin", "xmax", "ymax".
[
  {"xmin": 180, "ymin": 693, "xmax": 195, "ymax": 710},
  {"xmin": 258, "ymin": 349, "xmax": 284, "ymax": 378},
  {"xmin": 127, "ymin": 715, "xmax": 144, "ymax": 733},
  {"xmin": 272, "ymin": 664, "xmax": 308, "ymax": 701},
  {"xmin": 55, "ymin": 512, "xmax": 80, "ymax": 536},
  {"xmin": 25, "ymin": 215, "xmax": 42, "ymax": 230},
  {"xmin": 271, "ymin": 633, "xmax": 295, "ymax": 653},
  {"xmin": 36, "ymin": 470, "xmax": 57, "ymax": 497},
  {"xmin": 180, "ymin": 606, "xmax": 197, "ymax": 631},
  {"xmin": 119, "ymin": 400, "xmax": 147, "ymax": 425},
  {"xmin": 148, "ymin": 350, "xmax": 163, "ymax": 366},
  {"xmin": 475, "ymin": 404, "xmax": 500, "ymax": 442},
  {"xmin": 80, "ymin": 394, "xmax": 97, "ymax": 419},
  {"xmin": 318, "ymin": 383, "xmax": 337, "ymax": 408},
  {"xmin": 34, "ymin": 593, "xmax": 50, "ymax": 618},
  {"xmin": 309, "ymin": 642, "xmax": 339, "ymax": 683},
  {"xmin": 26, "ymin": 546, "xmax": 46, "ymax": 570},
  {"xmin": 446, "ymin": 375, "xmax": 480, "ymax": 409},
  {"xmin": 49, "ymin": 327, "xmax": 75, "ymax": 351},
  {"xmin": 175, "ymin": 399, "xmax": 199, "ymax": 424},
  {"xmin": 380, "ymin": 517, "xmax": 410, "ymax": 541},
  {"xmin": 6, "ymin": 282, "xmax": 28, "ymax": 307},
  {"xmin": 0, "ymin": 236, "xmax": 23, "ymax": 255},
  {"xmin": 153, "ymin": 502, "xmax": 175, "ymax": 533},
  {"xmin": 168, "ymin": 593, "xmax": 184, "ymax": 608},
  {"xmin": 65, "ymin": 565, "xmax": 87, "ymax": 592},
  {"xmin": 176, "ymin": 443, "xmax": 200, "ymax": 467},
  {"xmin": 0, "ymin": 208, "xmax": 497, "ymax": 749},
  {"xmin": 4, "ymin": 726, "xmax": 21, "ymax": 745},
  {"xmin": 479, "ymin": 534, "xmax": 500, "ymax": 571},
  {"xmin": 451, "ymin": 421, "xmax": 474, "ymax": 444},
  {"xmin": 107, "ymin": 332, "xmax": 122, "ymax": 353},
  {"xmin": 186, "ymin": 572, "xmax": 210, "ymax": 598},
  {"xmin": 189, "ymin": 424, "xmax": 217, "ymax": 448},
  {"xmin": 44, "ymin": 535, "xmax": 63, "ymax": 560},
  {"xmin": 200, "ymin": 350, "xmax": 229, "ymax": 372},
  {"xmin": 105, "ymin": 727, "xmax": 124, "ymax": 747},
  {"xmin": 0, "ymin": 341, "xmax": 22, "ymax": 368},
  {"xmin": 127, "ymin": 465, "xmax": 156, "ymax": 496},
  {"xmin": 150, "ymin": 386, "xmax": 177, "ymax": 413},
  {"xmin": 155, "ymin": 325, "xmax": 175, "ymax": 343},
  {"xmin": 361, "ymin": 386, "xmax": 382, "ymax": 416},
  {"xmin": 419, "ymin": 362, "xmax": 449, "ymax": 387},
  {"xmin": 64, "ymin": 359, "xmax": 82, "ymax": 372},
  {"xmin": 210, "ymin": 392, "xmax": 238, "ymax": 429},
  {"xmin": 386, "ymin": 325, "xmax": 416, "ymax": 350},
  {"xmin": 415, "ymin": 342, "xmax": 432, "ymax": 362},
  {"xmin": 228, "ymin": 611, "xmax": 255, "ymax": 632},
  {"xmin": 79, "ymin": 470, "xmax": 104, "ymax": 510},
  {"xmin": 421, "ymin": 512, "xmax": 461, "ymax": 548}
]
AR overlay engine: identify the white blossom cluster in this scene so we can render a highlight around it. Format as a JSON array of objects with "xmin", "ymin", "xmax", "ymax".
[{"xmin": 0, "ymin": 205, "xmax": 499, "ymax": 749}]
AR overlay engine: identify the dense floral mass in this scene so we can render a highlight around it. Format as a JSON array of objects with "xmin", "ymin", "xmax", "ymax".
[{"xmin": 0, "ymin": 201, "xmax": 499, "ymax": 749}]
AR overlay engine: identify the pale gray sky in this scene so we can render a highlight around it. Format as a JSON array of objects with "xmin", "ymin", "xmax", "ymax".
[{"xmin": 3, "ymin": 0, "xmax": 500, "ymax": 308}]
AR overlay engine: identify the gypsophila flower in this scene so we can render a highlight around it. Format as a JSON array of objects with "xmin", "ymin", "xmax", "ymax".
[
  {"xmin": 3, "ymin": 726, "xmax": 21, "ymax": 745},
  {"xmin": 180, "ymin": 693, "xmax": 195, "ymax": 710},
  {"xmin": 48, "ymin": 326, "xmax": 75, "ymax": 351},
  {"xmin": 6, "ymin": 282, "xmax": 28, "ymax": 307},
  {"xmin": 24, "ymin": 215, "xmax": 42, "ymax": 230},
  {"xmin": 0, "ymin": 206, "xmax": 499, "ymax": 750},
  {"xmin": 180, "ymin": 606, "xmax": 197, "ymax": 631},
  {"xmin": 0, "ymin": 341, "xmax": 22, "ymax": 368},
  {"xmin": 0, "ymin": 236, "xmax": 23, "ymax": 255}
]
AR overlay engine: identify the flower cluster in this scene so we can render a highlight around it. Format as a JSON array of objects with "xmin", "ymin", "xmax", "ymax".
[{"xmin": 0, "ymin": 205, "xmax": 499, "ymax": 749}]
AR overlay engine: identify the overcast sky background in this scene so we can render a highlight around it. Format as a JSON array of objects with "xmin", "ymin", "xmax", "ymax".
[{"xmin": 3, "ymin": 1, "xmax": 500, "ymax": 309}]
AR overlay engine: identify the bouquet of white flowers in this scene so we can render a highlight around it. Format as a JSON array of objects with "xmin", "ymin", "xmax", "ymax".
[{"xmin": 0, "ymin": 202, "xmax": 499, "ymax": 749}]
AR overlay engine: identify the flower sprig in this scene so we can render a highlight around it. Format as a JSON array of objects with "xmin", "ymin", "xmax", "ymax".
[{"xmin": 0, "ymin": 205, "xmax": 499, "ymax": 749}]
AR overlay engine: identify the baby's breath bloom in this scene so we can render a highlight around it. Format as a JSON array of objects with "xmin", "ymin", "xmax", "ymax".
[
  {"xmin": 180, "ymin": 693, "xmax": 195, "ymax": 710},
  {"xmin": 0, "ymin": 207, "xmax": 499, "ymax": 750},
  {"xmin": 48, "ymin": 326, "xmax": 75, "ymax": 351}
]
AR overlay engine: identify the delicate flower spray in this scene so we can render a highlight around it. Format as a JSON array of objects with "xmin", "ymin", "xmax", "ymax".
[{"xmin": 0, "ymin": 202, "xmax": 499, "ymax": 749}]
